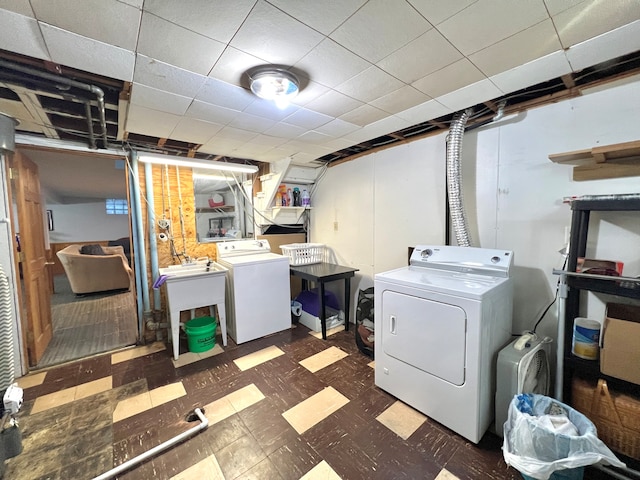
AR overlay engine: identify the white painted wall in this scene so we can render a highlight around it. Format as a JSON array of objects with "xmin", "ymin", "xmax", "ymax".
[
  {"xmin": 310, "ymin": 75, "xmax": 640, "ymax": 353},
  {"xmin": 46, "ymin": 202, "xmax": 130, "ymax": 243}
]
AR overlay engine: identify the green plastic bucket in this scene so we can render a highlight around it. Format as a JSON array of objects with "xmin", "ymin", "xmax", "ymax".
[{"xmin": 184, "ymin": 316, "xmax": 217, "ymax": 353}]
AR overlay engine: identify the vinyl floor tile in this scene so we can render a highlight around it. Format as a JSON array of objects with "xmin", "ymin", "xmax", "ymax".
[
  {"xmin": 13, "ymin": 327, "xmax": 553, "ymax": 480},
  {"xmin": 282, "ymin": 386, "xmax": 350, "ymax": 434},
  {"xmin": 300, "ymin": 460, "xmax": 342, "ymax": 480},
  {"xmin": 233, "ymin": 345, "xmax": 285, "ymax": 371},
  {"xmin": 299, "ymin": 345, "xmax": 349, "ymax": 373},
  {"xmin": 169, "ymin": 454, "xmax": 224, "ymax": 480},
  {"xmin": 111, "ymin": 342, "xmax": 166, "ymax": 364},
  {"xmin": 309, "ymin": 324, "xmax": 345, "ymax": 339},
  {"xmin": 215, "ymin": 433, "xmax": 266, "ymax": 479},
  {"xmin": 15, "ymin": 371, "xmax": 47, "ymax": 389},
  {"xmin": 376, "ymin": 400, "xmax": 427, "ymax": 440}
]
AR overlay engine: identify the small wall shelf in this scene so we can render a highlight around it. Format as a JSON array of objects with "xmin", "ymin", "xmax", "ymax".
[{"xmin": 549, "ymin": 140, "xmax": 640, "ymax": 181}]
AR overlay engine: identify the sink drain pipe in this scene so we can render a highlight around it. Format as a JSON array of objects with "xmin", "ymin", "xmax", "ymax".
[
  {"xmin": 92, "ymin": 407, "xmax": 207, "ymax": 480},
  {"xmin": 446, "ymin": 109, "xmax": 473, "ymax": 247}
]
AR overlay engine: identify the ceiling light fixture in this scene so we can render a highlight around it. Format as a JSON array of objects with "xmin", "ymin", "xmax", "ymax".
[
  {"xmin": 138, "ymin": 153, "xmax": 258, "ymax": 174},
  {"xmin": 249, "ymin": 68, "xmax": 299, "ymax": 109}
]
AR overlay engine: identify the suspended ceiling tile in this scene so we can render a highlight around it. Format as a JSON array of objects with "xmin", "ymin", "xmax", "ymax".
[
  {"xmin": 551, "ymin": 0, "xmax": 640, "ymax": 48},
  {"xmin": 438, "ymin": 0, "xmax": 549, "ymax": 56},
  {"xmin": 143, "ymin": 0, "xmax": 255, "ymax": 44},
  {"xmin": 129, "ymin": 83, "xmax": 193, "ymax": 116},
  {"xmin": 490, "ymin": 50, "xmax": 571, "ymax": 94},
  {"xmin": 377, "ymin": 29, "xmax": 463, "ymax": 84},
  {"xmin": 137, "ymin": 13, "xmax": 225, "ymax": 76},
  {"xmin": 304, "ymin": 90, "xmax": 364, "ymax": 118},
  {"xmin": 435, "ymin": 78, "xmax": 503, "ymax": 111},
  {"xmin": 120, "ymin": 0, "xmax": 143, "ymax": 7},
  {"xmin": 364, "ymin": 115, "xmax": 412, "ymax": 137},
  {"xmin": 41, "ymin": 24, "xmax": 134, "ymax": 81},
  {"xmin": 249, "ymin": 134, "xmax": 288, "ymax": 148},
  {"xmin": 184, "ymin": 100, "xmax": 240, "ymax": 125},
  {"xmin": 338, "ymin": 104, "xmax": 388, "ymax": 127},
  {"xmin": 324, "ymin": 137, "xmax": 358, "ymax": 151},
  {"xmin": 294, "ymin": 131, "xmax": 334, "ymax": 145},
  {"xmin": 330, "ymin": 0, "xmax": 432, "ymax": 63},
  {"xmin": 199, "ymin": 137, "xmax": 244, "ymax": 156},
  {"xmin": 412, "ymin": 59, "xmax": 485, "ymax": 98},
  {"xmin": 31, "ymin": 0, "xmax": 140, "ymax": 50},
  {"xmin": 291, "ymin": 152, "xmax": 325, "ymax": 164},
  {"xmin": 469, "ymin": 19, "xmax": 562, "ymax": 77},
  {"xmin": 289, "ymin": 81, "xmax": 331, "ymax": 109},
  {"xmin": 126, "ymin": 104, "xmax": 181, "ymax": 138},
  {"xmin": 207, "ymin": 47, "xmax": 266, "ymax": 87},
  {"xmin": 315, "ymin": 118, "xmax": 361, "ymax": 137},
  {"xmin": 335, "ymin": 66, "xmax": 404, "ymax": 104},
  {"xmin": 169, "ymin": 117, "xmax": 223, "ymax": 145},
  {"xmin": 133, "ymin": 54, "xmax": 207, "ymax": 97},
  {"xmin": 216, "ymin": 126, "xmax": 259, "ymax": 142},
  {"xmin": 243, "ymin": 100, "xmax": 300, "ymax": 122},
  {"xmin": 0, "ymin": 0, "xmax": 34, "ymax": 17},
  {"xmin": 194, "ymin": 77, "xmax": 254, "ymax": 111},
  {"xmin": 267, "ymin": 0, "xmax": 366, "ymax": 35},
  {"xmin": 263, "ymin": 122, "xmax": 308, "ymax": 139},
  {"xmin": 542, "ymin": 0, "xmax": 584, "ymax": 16},
  {"xmin": 0, "ymin": 9, "xmax": 49, "ymax": 60},
  {"xmin": 371, "ymin": 85, "xmax": 431, "ymax": 115},
  {"xmin": 230, "ymin": 2, "xmax": 324, "ymax": 65},
  {"xmin": 395, "ymin": 99, "xmax": 452, "ymax": 124},
  {"xmin": 566, "ymin": 20, "xmax": 640, "ymax": 71},
  {"xmin": 283, "ymin": 108, "xmax": 333, "ymax": 130},
  {"xmin": 227, "ymin": 112, "xmax": 276, "ymax": 133},
  {"xmin": 294, "ymin": 39, "xmax": 371, "ymax": 89},
  {"xmin": 233, "ymin": 142, "xmax": 273, "ymax": 157},
  {"xmin": 407, "ymin": 0, "xmax": 478, "ymax": 25}
]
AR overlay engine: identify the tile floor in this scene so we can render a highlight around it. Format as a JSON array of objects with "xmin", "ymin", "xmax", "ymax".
[{"xmin": 7, "ymin": 324, "xmax": 613, "ymax": 479}]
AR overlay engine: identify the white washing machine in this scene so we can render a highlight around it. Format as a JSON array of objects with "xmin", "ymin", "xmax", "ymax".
[
  {"xmin": 374, "ymin": 245, "xmax": 513, "ymax": 443},
  {"xmin": 216, "ymin": 239, "xmax": 291, "ymax": 344}
]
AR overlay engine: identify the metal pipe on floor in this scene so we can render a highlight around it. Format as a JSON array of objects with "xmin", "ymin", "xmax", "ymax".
[{"xmin": 91, "ymin": 408, "xmax": 208, "ymax": 480}]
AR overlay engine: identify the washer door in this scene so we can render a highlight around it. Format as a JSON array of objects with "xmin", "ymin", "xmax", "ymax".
[{"xmin": 381, "ymin": 290, "xmax": 466, "ymax": 386}]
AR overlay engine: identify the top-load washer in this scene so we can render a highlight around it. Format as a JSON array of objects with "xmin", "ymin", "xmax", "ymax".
[
  {"xmin": 374, "ymin": 245, "xmax": 513, "ymax": 443},
  {"xmin": 216, "ymin": 239, "xmax": 290, "ymax": 344}
]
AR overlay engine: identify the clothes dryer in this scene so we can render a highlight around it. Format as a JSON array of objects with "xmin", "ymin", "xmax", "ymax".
[
  {"xmin": 216, "ymin": 239, "xmax": 290, "ymax": 344},
  {"xmin": 374, "ymin": 245, "xmax": 513, "ymax": 443}
]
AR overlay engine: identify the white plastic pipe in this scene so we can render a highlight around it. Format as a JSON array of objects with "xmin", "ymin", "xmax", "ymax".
[{"xmin": 92, "ymin": 408, "xmax": 208, "ymax": 480}]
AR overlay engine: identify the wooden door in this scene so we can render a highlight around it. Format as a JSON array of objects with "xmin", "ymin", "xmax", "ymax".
[{"xmin": 11, "ymin": 150, "xmax": 52, "ymax": 365}]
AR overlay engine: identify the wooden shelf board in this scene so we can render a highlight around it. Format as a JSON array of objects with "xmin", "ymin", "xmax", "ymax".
[{"xmin": 550, "ymin": 140, "xmax": 640, "ymax": 180}]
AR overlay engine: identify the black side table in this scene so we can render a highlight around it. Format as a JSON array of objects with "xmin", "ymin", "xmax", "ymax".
[{"xmin": 289, "ymin": 262, "xmax": 359, "ymax": 340}]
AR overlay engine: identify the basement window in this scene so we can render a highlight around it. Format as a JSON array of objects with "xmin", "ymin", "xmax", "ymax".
[{"xmin": 106, "ymin": 199, "xmax": 128, "ymax": 215}]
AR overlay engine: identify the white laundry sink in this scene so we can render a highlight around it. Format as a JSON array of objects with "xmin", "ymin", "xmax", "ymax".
[{"xmin": 158, "ymin": 261, "xmax": 228, "ymax": 359}]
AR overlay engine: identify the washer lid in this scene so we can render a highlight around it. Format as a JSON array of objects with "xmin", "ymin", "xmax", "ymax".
[
  {"xmin": 218, "ymin": 252, "xmax": 286, "ymax": 266},
  {"xmin": 375, "ymin": 265, "xmax": 509, "ymax": 300},
  {"xmin": 216, "ymin": 239, "xmax": 272, "ymax": 258}
]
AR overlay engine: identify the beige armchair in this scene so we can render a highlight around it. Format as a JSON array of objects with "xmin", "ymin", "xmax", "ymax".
[{"xmin": 56, "ymin": 244, "xmax": 133, "ymax": 295}]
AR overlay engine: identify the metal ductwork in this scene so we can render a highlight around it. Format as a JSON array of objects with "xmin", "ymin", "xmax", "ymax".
[
  {"xmin": 446, "ymin": 109, "xmax": 473, "ymax": 247},
  {"xmin": 0, "ymin": 58, "xmax": 109, "ymax": 149}
]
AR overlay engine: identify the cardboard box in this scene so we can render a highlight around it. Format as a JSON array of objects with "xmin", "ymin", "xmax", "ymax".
[{"xmin": 600, "ymin": 303, "xmax": 640, "ymax": 385}]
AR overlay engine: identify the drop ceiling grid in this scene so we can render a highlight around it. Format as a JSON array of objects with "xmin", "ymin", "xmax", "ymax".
[{"xmin": 0, "ymin": 0, "xmax": 638, "ymax": 163}]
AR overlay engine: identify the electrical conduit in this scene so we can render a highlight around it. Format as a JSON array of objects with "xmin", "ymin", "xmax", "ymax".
[
  {"xmin": 130, "ymin": 152, "xmax": 152, "ymax": 341},
  {"xmin": 144, "ymin": 161, "xmax": 161, "ymax": 313},
  {"xmin": 446, "ymin": 109, "xmax": 473, "ymax": 247}
]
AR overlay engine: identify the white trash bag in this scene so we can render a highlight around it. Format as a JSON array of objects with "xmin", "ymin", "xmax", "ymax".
[{"xmin": 503, "ymin": 394, "xmax": 625, "ymax": 480}]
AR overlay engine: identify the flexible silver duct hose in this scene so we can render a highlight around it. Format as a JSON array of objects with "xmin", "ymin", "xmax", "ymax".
[
  {"xmin": 0, "ymin": 263, "xmax": 15, "ymax": 390},
  {"xmin": 446, "ymin": 109, "xmax": 473, "ymax": 247}
]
